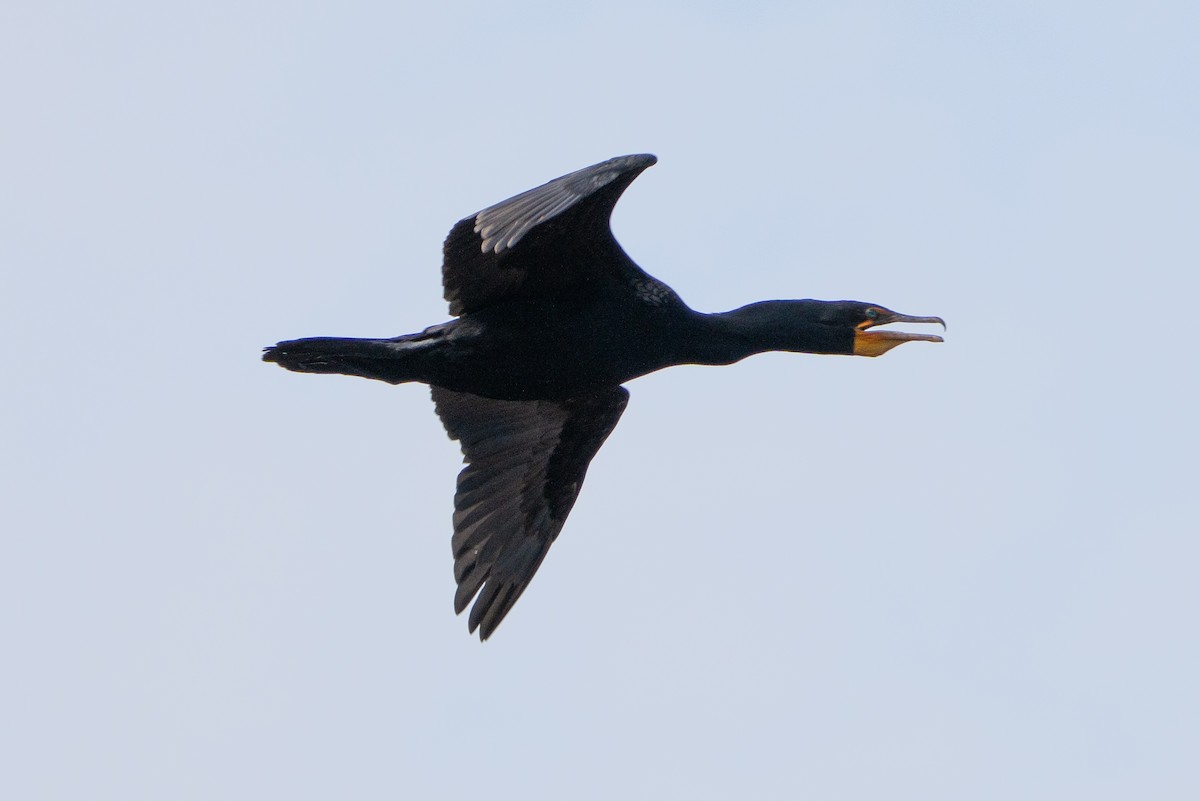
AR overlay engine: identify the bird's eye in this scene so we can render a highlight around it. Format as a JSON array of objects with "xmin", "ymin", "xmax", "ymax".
[{"xmin": 865, "ymin": 308, "xmax": 879, "ymax": 320}]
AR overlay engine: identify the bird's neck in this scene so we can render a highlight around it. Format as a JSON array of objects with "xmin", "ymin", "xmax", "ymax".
[{"xmin": 680, "ymin": 301, "xmax": 854, "ymax": 365}]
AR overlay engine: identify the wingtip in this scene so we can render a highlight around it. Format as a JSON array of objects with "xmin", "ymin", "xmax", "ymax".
[
  {"xmin": 465, "ymin": 610, "xmax": 493, "ymax": 642},
  {"xmin": 621, "ymin": 153, "xmax": 657, "ymax": 170},
  {"xmin": 595, "ymin": 153, "xmax": 657, "ymax": 173}
]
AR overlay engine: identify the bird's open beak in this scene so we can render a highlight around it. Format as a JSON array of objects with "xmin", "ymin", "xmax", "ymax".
[{"xmin": 853, "ymin": 311, "xmax": 946, "ymax": 357}]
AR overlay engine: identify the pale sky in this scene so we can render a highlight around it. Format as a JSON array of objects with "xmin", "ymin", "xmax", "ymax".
[{"xmin": 3, "ymin": 2, "xmax": 1198, "ymax": 799}]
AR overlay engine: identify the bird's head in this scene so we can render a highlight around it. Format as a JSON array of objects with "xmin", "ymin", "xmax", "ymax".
[{"xmin": 813, "ymin": 301, "xmax": 946, "ymax": 357}]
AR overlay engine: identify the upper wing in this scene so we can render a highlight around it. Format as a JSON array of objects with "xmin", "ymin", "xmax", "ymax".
[
  {"xmin": 441, "ymin": 154, "xmax": 664, "ymax": 316},
  {"xmin": 431, "ymin": 386, "xmax": 630, "ymax": 640}
]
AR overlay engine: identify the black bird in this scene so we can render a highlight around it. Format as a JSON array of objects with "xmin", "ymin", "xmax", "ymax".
[{"xmin": 264, "ymin": 154, "xmax": 944, "ymax": 640}]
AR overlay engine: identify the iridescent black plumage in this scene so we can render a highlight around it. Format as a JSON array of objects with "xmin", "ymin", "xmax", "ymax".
[{"xmin": 265, "ymin": 154, "xmax": 943, "ymax": 639}]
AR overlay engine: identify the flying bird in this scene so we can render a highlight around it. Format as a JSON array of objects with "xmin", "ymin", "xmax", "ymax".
[{"xmin": 264, "ymin": 154, "xmax": 944, "ymax": 640}]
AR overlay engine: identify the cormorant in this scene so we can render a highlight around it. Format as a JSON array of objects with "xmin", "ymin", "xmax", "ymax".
[{"xmin": 264, "ymin": 154, "xmax": 944, "ymax": 640}]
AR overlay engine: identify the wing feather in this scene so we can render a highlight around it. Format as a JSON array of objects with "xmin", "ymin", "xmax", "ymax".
[
  {"xmin": 441, "ymin": 155, "xmax": 660, "ymax": 316},
  {"xmin": 432, "ymin": 386, "xmax": 630, "ymax": 639}
]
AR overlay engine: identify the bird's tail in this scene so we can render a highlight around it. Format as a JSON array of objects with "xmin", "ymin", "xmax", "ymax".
[{"xmin": 262, "ymin": 336, "xmax": 422, "ymax": 385}]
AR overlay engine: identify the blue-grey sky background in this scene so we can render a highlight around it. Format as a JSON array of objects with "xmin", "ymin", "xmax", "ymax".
[{"xmin": 3, "ymin": 2, "xmax": 1198, "ymax": 799}]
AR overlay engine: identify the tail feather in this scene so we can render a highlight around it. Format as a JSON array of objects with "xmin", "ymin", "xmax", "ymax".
[{"xmin": 263, "ymin": 337, "xmax": 416, "ymax": 384}]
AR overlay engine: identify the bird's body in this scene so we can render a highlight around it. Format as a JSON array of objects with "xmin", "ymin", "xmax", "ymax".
[
  {"xmin": 281, "ymin": 298, "xmax": 881, "ymax": 400},
  {"xmin": 265, "ymin": 154, "xmax": 944, "ymax": 639},
  {"xmin": 288, "ymin": 296, "xmax": 684, "ymax": 400},
  {"xmin": 429, "ymin": 299, "xmax": 683, "ymax": 399}
]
